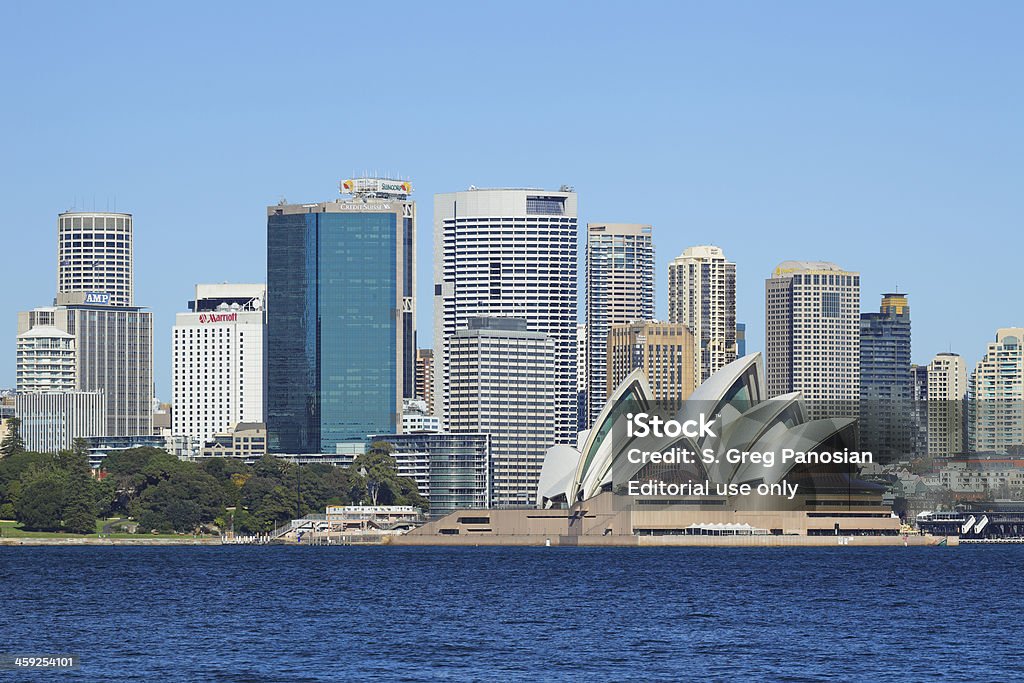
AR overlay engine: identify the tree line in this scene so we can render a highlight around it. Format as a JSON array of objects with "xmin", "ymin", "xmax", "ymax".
[{"xmin": 0, "ymin": 419, "xmax": 425, "ymax": 535}]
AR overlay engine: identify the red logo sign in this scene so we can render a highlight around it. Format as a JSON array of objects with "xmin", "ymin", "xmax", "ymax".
[{"xmin": 198, "ymin": 313, "xmax": 238, "ymax": 324}]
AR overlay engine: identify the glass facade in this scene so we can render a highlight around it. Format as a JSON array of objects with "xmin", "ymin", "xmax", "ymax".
[
  {"xmin": 371, "ymin": 432, "xmax": 490, "ymax": 518},
  {"xmin": 267, "ymin": 202, "xmax": 411, "ymax": 454},
  {"xmin": 319, "ymin": 212, "xmax": 397, "ymax": 449},
  {"xmin": 266, "ymin": 212, "xmax": 318, "ymax": 453},
  {"xmin": 859, "ymin": 294, "xmax": 912, "ymax": 457}
]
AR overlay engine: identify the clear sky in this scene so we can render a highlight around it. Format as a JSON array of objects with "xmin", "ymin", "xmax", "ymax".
[{"xmin": 2, "ymin": 2, "xmax": 1022, "ymax": 397}]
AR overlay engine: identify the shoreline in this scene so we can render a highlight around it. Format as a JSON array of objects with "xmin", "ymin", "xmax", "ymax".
[
  {"xmin": 0, "ymin": 534, "xmax": 961, "ymax": 547},
  {"xmin": 0, "ymin": 537, "xmax": 222, "ymax": 546}
]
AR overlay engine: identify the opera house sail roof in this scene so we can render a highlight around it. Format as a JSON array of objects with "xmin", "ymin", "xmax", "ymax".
[{"xmin": 538, "ymin": 353, "xmax": 879, "ymax": 510}]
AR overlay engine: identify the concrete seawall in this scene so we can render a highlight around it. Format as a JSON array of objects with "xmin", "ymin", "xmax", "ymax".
[{"xmin": 391, "ymin": 534, "xmax": 957, "ymax": 548}]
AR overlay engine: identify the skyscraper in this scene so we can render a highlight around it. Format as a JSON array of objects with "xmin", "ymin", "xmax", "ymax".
[
  {"xmin": 17, "ymin": 305, "xmax": 153, "ymax": 436},
  {"xmin": 447, "ymin": 317, "xmax": 555, "ymax": 508},
  {"xmin": 607, "ymin": 321, "xmax": 696, "ymax": 412},
  {"xmin": 15, "ymin": 206, "xmax": 152, "ymax": 437},
  {"xmin": 928, "ymin": 352, "xmax": 967, "ymax": 457},
  {"xmin": 433, "ymin": 187, "xmax": 577, "ymax": 444},
  {"xmin": 859, "ymin": 293, "xmax": 912, "ymax": 457},
  {"xmin": 765, "ymin": 261, "xmax": 860, "ymax": 419},
  {"xmin": 266, "ymin": 178, "xmax": 415, "ymax": 454},
  {"xmin": 585, "ymin": 223, "xmax": 654, "ymax": 425},
  {"xmin": 668, "ymin": 245, "xmax": 737, "ymax": 384},
  {"xmin": 172, "ymin": 284, "xmax": 266, "ymax": 451},
  {"xmin": 57, "ymin": 211, "xmax": 133, "ymax": 307},
  {"xmin": 970, "ymin": 329, "xmax": 1024, "ymax": 454}
]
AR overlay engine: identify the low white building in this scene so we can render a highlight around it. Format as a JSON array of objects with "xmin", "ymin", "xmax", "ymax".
[{"xmin": 15, "ymin": 391, "xmax": 106, "ymax": 453}]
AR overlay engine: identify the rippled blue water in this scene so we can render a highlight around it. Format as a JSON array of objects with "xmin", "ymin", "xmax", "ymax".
[{"xmin": 2, "ymin": 545, "xmax": 1022, "ymax": 681}]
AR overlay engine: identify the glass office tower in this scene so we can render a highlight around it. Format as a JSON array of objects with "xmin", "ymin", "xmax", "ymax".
[
  {"xmin": 266, "ymin": 180, "xmax": 415, "ymax": 454},
  {"xmin": 859, "ymin": 293, "xmax": 912, "ymax": 458}
]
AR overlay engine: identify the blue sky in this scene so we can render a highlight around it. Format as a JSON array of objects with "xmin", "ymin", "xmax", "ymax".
[{"xmin": 1, "ymin": 2, "xmax": 1022, "ymax": 397}]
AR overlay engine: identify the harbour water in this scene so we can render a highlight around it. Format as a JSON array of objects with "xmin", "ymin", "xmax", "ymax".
[{"xmin": 3, "ymin": 545, "xmax": 1023, "ymax": 681}]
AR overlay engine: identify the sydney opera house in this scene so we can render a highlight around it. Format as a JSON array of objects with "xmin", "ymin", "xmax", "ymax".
[{"xmin": 400, "ymin": 354, "xmax": 948, "ymax": 546}]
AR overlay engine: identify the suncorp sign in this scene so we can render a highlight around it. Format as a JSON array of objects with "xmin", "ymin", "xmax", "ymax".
[{"xmin": 340, "ymin": 178, "xmax": 412, "ymax": 197}]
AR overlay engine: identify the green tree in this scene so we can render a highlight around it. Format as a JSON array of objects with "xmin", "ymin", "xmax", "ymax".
[
  {"xmin": 0, "ymin": 417, "xmax": 26, "ymax": 458},
  {"xmin": 61, "ymin": 451, "xmax": 99, "ymax": 535},
  {"xmin": 0, "ymin": 451, "xmax": 52, "ymax": 511},
  {"xmin": 232, "ymin": 507, "xmax": 261, "ymax": 534},
  {"xmin": 353, "ymin": 442, "xmax": 399, "ymax": 505},
  {"xmin": 131, "ymin": 469, "xmax": 223, "ymax": 533},
  {"xmin": 62, "ymin": 480, "xmax": 98, "ymax": 534},
  {"xmin": 251, "ymin": 485, "xmax": 300, "ymax": 530},
  {"xmin": 102, "ymin": 447, "xmax": 184, "ymax": 516},
  {"xmin": 16, "ymin": 476, "xmax": 65, "ymax": 531}
]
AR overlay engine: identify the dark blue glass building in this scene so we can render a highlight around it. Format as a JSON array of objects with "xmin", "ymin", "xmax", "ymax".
[
  {"xmin": 860, "ymin": 293, "xmax": 912, "ymax": 458},
  {"xmin": 266, "ymin": 189, "xmax": 415, "ymax": 454}
]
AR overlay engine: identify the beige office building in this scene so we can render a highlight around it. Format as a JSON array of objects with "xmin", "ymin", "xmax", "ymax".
[
  {"xmin": 765, "ymin": 261, "xmax": 860, "ymax": 420},
  {"xmin": 607, "ymin": 321, "xmax": 696, "ymax": 411}
]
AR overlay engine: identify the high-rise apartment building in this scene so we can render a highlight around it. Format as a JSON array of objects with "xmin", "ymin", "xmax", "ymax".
[
  {"xmin": 16, "ymin": 326, "xmax": 76, "ymax": 393},
  {"xmin": 970, "ymin": 329, "xmax": 1024, "ymax": 454},
  {"xmin": 928, "ymin": 352, "xmax": 967, "ymax": 457},
  {"xmin": 668, "ymin": 245, "xmax": 736, "ymax": 384},
  {"xmin": 415, "ymin": 349, "xmax": 435, "ymax": 416},
  {"xmin": 57, "ymin": 211, "xmax": 133, "ymax": 307},
  {"xmin": 172, "ymin": 284, "xmax": 265, "ymax": 450},
  {"xmin": 859, "ymin": 293, "xmax": 912, "ymax": 458},
  {"xmin": 765, "ymin": 261, "xmax": 860, "ymax": 419},
  {"xmin": 447, "ymin": 317, "xmax": 555, "ymax": 508},
  {"xmin": 18, "ymin": 305, "xmax": 153, "ymax": 436},
  {"xmin": 607, "ymin": 321, "xmax": 696, "ymax": 412},
  {"xmin": 585, "ymin": 223, "xmax": 654, "ymax": 425},
  {"xmin": 433, "ymin": 187, "xmax": 577, "ymax": 444},
  {"xmin": 266, "ymin": 179, "xmax": 415, "ymax": 454}
]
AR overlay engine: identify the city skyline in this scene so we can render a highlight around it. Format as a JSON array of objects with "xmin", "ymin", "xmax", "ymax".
[{"xmin": 3, "ymin": 3, "xmax": 1024, "ymax": 395}]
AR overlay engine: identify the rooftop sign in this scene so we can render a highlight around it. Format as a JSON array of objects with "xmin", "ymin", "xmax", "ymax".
[{"xmin": 340, "ymin": 178, "xmax": 412, "ymax": 198}]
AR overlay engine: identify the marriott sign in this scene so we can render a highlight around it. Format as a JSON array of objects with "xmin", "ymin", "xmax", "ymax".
[{"xmin": 198, "ymin": 312, "xmax": 238, "ymax": 324}]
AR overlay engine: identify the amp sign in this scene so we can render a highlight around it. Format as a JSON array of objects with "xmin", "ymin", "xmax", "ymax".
[{"xmin": 84, "ymin": 291, "xmax": 110, "ymax": 305}]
